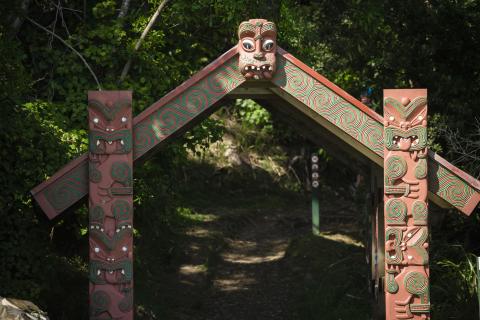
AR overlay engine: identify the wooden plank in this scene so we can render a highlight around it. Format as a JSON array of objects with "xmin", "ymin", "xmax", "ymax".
[
  {"xmin": 256, "ymin": 97, "xmax": 371, "ymax": 170},
  {"xmin": 31, "ymin": 47, "xmax": 244, "ymax": 219},
  {"xmin": 272, "ymin": 52, "xmax": 480, "ymax": 215}
]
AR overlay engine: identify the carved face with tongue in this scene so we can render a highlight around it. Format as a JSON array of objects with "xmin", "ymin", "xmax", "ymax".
[{"xmin": 238, "ymin": 19, "xmax": 277, "ymax": 80}]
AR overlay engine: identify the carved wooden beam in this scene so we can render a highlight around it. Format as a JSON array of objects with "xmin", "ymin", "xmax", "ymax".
[
  {"xmin": 384, "ymin": 89, "xmax": 430, "ymax": 320},
  {"xmin": 30, "ymin": 47, "xmax": 480, "ymax": 219},
  {"xmin": 88, "ymin": 91, "xmax": 134, "ymax": 319},
  {"xmin": 30, "ymin": 46, "xmax": 242, "ymax": 220}
]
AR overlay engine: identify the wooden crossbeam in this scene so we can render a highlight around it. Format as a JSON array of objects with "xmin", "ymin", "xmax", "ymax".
[{"xmin": 31, "ymin": 47, "xmax": 480, "ymax": 219}]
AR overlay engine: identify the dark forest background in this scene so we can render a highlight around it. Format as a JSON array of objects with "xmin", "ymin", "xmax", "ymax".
[{"xmin": 1, "ymin": 0, "xmax": 479, "ymax": 319}]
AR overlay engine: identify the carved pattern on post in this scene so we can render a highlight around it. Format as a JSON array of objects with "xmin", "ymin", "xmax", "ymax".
[
  {"xmin": 88, "ymin": 91, "xmax": 133, "ymax": 320},
  {"xmin": 384, "ymin": 90, "xmax": 429, "ymax": 320}
]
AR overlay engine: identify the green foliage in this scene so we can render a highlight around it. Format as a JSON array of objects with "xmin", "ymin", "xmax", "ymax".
[
  {"xmin": 0, "ymin": 0, "xmax": 479, "ymax": 317},
  {"xmin": 430, "ymin": 209, "xmax": 480, "ymax": 319},
  {"xmin": 237, "ymin": 99, "xmax": 272, "ymax": 129}
]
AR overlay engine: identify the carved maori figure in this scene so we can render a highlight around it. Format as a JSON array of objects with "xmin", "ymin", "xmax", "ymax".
[
  {"xmin": 383, "ymin": 90, "xmax": 429, "ymax": 320},
  {"xmin": 88, "ymin": 92, "xmax": 133, "ymax": 320},
  {"xmin": 238, "ymin": 19, "xmax": 277, "ymax": 80}
]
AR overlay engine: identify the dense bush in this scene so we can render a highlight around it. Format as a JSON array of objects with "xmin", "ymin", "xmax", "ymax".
[{"xmin": 0, "ymin": 0, "xmax": 479, "ymax": 318}]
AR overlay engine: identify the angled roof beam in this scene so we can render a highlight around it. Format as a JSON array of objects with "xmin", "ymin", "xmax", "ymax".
[{"xmin": 31, "ymin": 46, "xmax": 480, "ymax": 219}]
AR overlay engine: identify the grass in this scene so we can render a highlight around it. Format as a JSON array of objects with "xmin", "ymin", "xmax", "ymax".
[{"xmin": 285, "ymin": 234, "xmax": 371, "ymax": 320}]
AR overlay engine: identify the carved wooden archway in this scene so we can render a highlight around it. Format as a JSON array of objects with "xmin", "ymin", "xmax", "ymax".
[{"xmin": 31, "ymin": 19, "xmax": 480, "ymax": 320}]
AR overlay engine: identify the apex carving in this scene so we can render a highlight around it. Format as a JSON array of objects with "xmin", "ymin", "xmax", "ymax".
[{"xmin": 238, "ymin": 19, "xmax": 277, "ymax": 80}]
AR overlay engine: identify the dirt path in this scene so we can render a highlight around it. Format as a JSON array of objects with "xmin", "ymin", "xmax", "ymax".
[
  {"xmin": 158, "ymin": 192, "xmax": 371, "ymax": 320},
  {"xmin": 134, "ymin": 186, "xmax": 371, "ymax": 319},
  {"xmin": 199, "ymin": 208, "xmax": 307, "ymax": 320}
]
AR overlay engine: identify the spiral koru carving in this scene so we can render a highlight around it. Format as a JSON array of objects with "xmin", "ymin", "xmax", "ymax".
[
  {"xmin": 385, "ymin": 198, "xmax": 407, "ymax": 225},
  {"xmin": 111, "ymin": 161, "xmax": 132, "ymax": 187},
  {"xmin": 133, "ymin": 123, "xmax": 157, "ymax": 159},
  {"xmin": 412, "ymin": 200, "xmax": 428, "ymax": 225},
  {"xmin": 112, "ymin": 199, "xmax": 132, "ymax": 221},
  {"xmin": 415, "ymin": 158, "xmax": 427, "ymax": 179},
  {"xmin": 404, "ymin": 271, "xmax": 428, "ymax": 297},
  {"xmin": 44, "ymin": 162, "xmax": 88, "ymax": 211},
  {"xmin": 430, "ymin": 161, "xmax": 475, "ymax": 209},
  {"xmin": 131, "ymin": 57, "xmax": 242, "ymax": 160},
  {"xmin": 90, "ymin": 206, "xmax": 105, "ymax": 224},
  {"xmin": 385, "ymin": 155, "xmax": 407, "ymax": 184},
  {"xmin": 272, "ymin": 57, "xmax": 384, "ymax": 156}
]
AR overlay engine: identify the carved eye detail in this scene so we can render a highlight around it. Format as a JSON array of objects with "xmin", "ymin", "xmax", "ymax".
[
  {"xmin": 242, "ymin": 39, "xmax": 254, "ymax": 51},
  {"xmin": 121, "ymin": 116, "xmax": 128, "ymax": 123},
  {"xmin": 262, "ymin": 39, "xmax": 274, "ymax": 51},
  {"xmin": 93, "ymin": 117, "xmax": 99, "ymax": 124}
]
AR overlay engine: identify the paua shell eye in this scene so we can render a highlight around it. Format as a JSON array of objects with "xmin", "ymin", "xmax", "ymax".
[
  {"xmin": 242, "ymin": 39, "xmax": 254, "ymax": 51},
  {"xmin": 262, "ymin": 39, "xmax": 274, "ymax": 51},
  {"xmin": 93, "ymin": 117, "xmax": 99, "ymax": 124},
  {"xmin": 121, "ymin": 116, "xmax": 128, "ymax": 123}
]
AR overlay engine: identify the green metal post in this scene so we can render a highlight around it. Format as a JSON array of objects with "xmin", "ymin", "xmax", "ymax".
[{"xmin": 312, "ymin": 188, "xmax": 320, "ymax": 235}]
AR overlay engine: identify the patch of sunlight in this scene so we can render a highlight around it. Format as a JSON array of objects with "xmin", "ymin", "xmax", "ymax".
[
  {"xmin": 318, "ymin": 232, "xmax": 364, "ymax": 248},
  {"xmin": 176, "ymin": 207, "xmax": 218, "ymax": 222},
  {"xmin": 222, "ymin": 250, "xmax": 286, "ymax": 264},
  {"xmin": 185, "ymin": 138, "xmax": 232, "ymax": 169},
  {"xmin": 185, "ymin": 227, "xmax": 213, "ymax": 238},
  {"xmin": 214, "ymin": 272, "xmax": 257, "ymax": 291},
  {"xmin": 179, "ymin": 264, "xmax": 207, "ymax": 275},
  {"xmin": 222, "ymin": 239, "xmax": 288, "ymax": 264},
  {"xmin": 256, "ymin": 155, "xmax": 287, "ymax": 177}
]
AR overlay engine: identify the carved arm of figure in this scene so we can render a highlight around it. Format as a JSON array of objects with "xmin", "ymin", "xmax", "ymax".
[
  {"xmin": 385, "ymin": 181, "xmax": 420, "ymax": 198},
  {"xmin": 394, "ymin": 295, "xmax": 414, "ymax": 319}
]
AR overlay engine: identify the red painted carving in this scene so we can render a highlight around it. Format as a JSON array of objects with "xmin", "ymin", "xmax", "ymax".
[
  {"xmin": 88, "ymin": 91, "xmax": 133, "ymax": 319},
  {"xmin": 384, "ymin": 89, "xmax": 429, "ymax": 320},
  {"xmin": 238, "ymin": 19, "xmax": 277, "ymax": 80}
]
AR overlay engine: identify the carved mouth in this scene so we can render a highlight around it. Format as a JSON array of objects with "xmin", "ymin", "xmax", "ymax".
[
  {"xmin": 392, "ymin": 135, "xmax": 418, "ymax": 150},
  {"xmin": 95, "ymin": 138, "xmax": 126, "ymax": 153},
  {"xmin": 89, "ymin": 129, "xmax": 131, "ymax": 154},
  {"xmin": 241, "ymin": 64, "xmax": 273, "ymax": 80}
]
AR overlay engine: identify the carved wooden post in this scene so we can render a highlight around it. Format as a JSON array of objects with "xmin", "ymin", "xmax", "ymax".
[
  {"xmin": 88, "ymin": 91, "xmax": 134, "ymax": 319},
  {"xmin": 477, "ymin": 256, "xmax": 480, "ymax": 320},
  {"xmin": 383, "ymin": 89, "xmax": 429, "ymax": 320},
  {"xmin": 311, "ymin": 153, "xmax": 320, "ymax": 235}
]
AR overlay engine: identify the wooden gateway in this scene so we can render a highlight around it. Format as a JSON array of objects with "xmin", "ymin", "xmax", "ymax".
[{"xmin": 31, "ymin": 19, "xmax": 480, "ymax": 319}]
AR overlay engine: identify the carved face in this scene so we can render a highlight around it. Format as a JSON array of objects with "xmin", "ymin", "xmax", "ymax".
[
  {"xmin": 384, "ymin": 97, "xmax": 428, "ymax": 152},
  {"xmin": 238, "ymin": 19, "xmax": 277, "ymax": 80},
  {"xmin": 88, "ymin": 99, "xmax": 132, "ymax": 154}
]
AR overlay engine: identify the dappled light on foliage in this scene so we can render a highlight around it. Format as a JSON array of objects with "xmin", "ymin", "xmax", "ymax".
[{"xmin": 1, "ymin": 0, "xmax": 479, "ymax": 319}]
